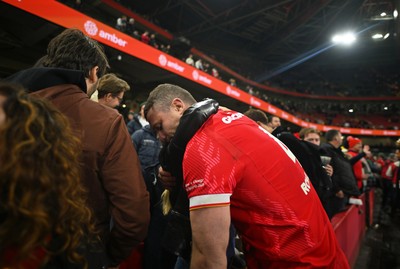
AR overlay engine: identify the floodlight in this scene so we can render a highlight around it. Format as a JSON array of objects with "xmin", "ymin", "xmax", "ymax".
[
  {"xmin": 372, "ymin": 33, "xmax": 383, "ymax": 39},
  {"xmin": 332, "ymin": 32, "xmax": 356, "ymax": 45}
]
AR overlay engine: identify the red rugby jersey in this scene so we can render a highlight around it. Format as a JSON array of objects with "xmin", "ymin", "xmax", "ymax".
[{"xmin": 183, "ymin": 109, "xmax": 349, "ymax": 269}]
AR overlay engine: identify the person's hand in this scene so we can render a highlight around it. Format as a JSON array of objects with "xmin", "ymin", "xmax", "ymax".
[
  {"xmin": 158, "ymin": 166, "xmax": 176, "ymax": 190},
  {"xmin": 335, "ymin": 190, "xmax": 344, "ymax": 198},
  {"xmin": 324, "ymin": 164, "xmax": 333, "ymax": 177}
]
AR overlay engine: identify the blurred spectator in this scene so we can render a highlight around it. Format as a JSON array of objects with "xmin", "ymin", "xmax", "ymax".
[
  {"xmin": 243, "ymin": 108, "xmax": 271, "ymax": 132},
  {"xmin": 195, "ymin": 59, "xmax": 204, "ymax": 71},
  {"xmin": 381, "ymin": 153, "xmax": 398, "ymax": 212},
  {"xmin": 376, "ymin": 152, "xmax": 386, "ymax": 171},
  {"xmin": 267, "ymin": 115, "xmax": 281, "ymax": 130},
  {"xmin": 346, "ymin": 136, "xmax": 372, "ymax": 191},
  {"xmin": 149, "ymin": 33, "xmax": 158, "ymax": 49},
  {"xmin": 185, "ymin": 54, "xmax": 194, "ymax": 66},
  {"xmin": 116, "ymin": 15, "xmax": 127, "ymax": 32},
  {"xmin": 73, "ymin": 0, "xmax": 82, "ymax": 9},
  {"xmin": 141, "ymin": 31, "xmax": 150, "ymax": 44},
  {"xmin": 299, "ymin": 128, "xmax": 334, "ymax": 219},
  {"xmin": 132, "ymin": 30, "xmax": 141, "ymax": 40},
  {"xmin": 246, "ymin": 85, "xmax": 254, "ymax": 95},
  {"xmin": 321, "ymin": 130, "xmax": 360, "ymax": 216},
  {"xmin": 202, "ymin": 61, "xmax": 210, "ymax": 72},
  {"xmin": 160, "ymin": 44, "xmax": 171, "ymax": 54},
  {"xmin": 211, "ymin": 67, "xmax": 219, "ymax": 78},
  {"xmin": 127, "ymin": 102, "xmax": 149, "ymax": 135},
  {"xmin": 132, "ymin": 125, "xmax": 161, "ymax": 172},
  {"xmin": 126, "ymin": 17, "xmax": 135, "ymax": 35},
  {"xmin": 131, "ymin": 125, "xmax": 176, "ymax": 269}
]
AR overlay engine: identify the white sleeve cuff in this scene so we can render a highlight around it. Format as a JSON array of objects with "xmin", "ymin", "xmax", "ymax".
[{"xmin": 189, "ymin": 193, "xmax": 231, "ymax": 210}]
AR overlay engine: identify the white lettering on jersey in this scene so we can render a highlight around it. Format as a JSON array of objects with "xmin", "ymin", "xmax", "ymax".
[
  {"xmin": 301, "ymin": 175, "xmax": 311, "ymax": 195},
  {"xmin": 258, "ymin": 126, "xmax": 297, "ymax": 163},
  {"xmin": 185, "ymin": 178, "xmax": 205, "ymax": 191},
  {"xmin": 222, "ymin": 112, "xmax": 244, "ymax": 124}
]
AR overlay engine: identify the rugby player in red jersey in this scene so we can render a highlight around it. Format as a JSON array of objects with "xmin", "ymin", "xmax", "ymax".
[{"xmin": 145, "ymin": 83, "xmax": 349, "ymax": 269}]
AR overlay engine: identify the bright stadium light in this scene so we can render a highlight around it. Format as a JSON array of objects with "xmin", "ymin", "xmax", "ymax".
[
  {"xmin": 372, "ymin": 33, "xmax": 383, "ymax": 39},
  {"xmin": 332, "ymin": 32, "xmax": 356, "ymax": 45}
]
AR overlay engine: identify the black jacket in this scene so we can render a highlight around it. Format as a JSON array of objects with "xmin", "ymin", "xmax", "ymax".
[
  {"xmin": 320, "ymin": 143, "xmax": 360, "ymax": 196},
  {"xmin": 274, "ymin": 131, "xmax": 333, "ymax": 206}
]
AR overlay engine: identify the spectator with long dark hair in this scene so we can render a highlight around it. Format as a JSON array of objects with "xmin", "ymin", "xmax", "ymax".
[{"xmin": 0, "ymin": 83, "xmax": 95, "ymax": 269}]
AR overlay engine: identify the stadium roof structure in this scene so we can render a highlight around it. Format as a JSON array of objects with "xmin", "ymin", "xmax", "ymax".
[{"xmin": 118, "ymin": 0, "xmax": 399, "ymax": 89}]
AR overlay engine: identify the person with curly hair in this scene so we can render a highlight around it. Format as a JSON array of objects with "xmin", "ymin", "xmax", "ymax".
[{"xmin": 0, "ymin": 82, "xmax": 95, "ymax": 269}]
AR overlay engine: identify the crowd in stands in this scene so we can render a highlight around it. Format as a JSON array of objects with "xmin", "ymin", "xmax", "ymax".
[
  {"xmin": 267, "ymin": 67, "xmax": 400, "ymax": 97},
  {"xmin": 240, "ymin": 88, "xmax": 398, "ymax": 130}
]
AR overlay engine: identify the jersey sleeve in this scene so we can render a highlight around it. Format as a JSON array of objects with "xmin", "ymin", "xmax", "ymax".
[{"xmin": 183, "ymin": 131, "xmax": 240, "ymax": 210}]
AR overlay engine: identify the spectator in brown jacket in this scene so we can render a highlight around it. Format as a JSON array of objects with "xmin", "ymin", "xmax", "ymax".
[{"xmin": 7, "ymin": 28, "xmax": 150, "ymax": 268}]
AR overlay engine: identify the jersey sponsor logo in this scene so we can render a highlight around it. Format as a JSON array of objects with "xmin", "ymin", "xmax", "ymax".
[
  {"xmin": 300, "ymin": 175, "xmax": 311, "ymax": 195},
  {"xmin": 222, "ymin": 112, "xmax": 244, "ymax": 124}
]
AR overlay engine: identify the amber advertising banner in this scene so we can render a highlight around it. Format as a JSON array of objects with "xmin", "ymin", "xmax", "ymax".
[{"xmin": 4, "ymin": 0, "xmax": 399, "ymax": 136}]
